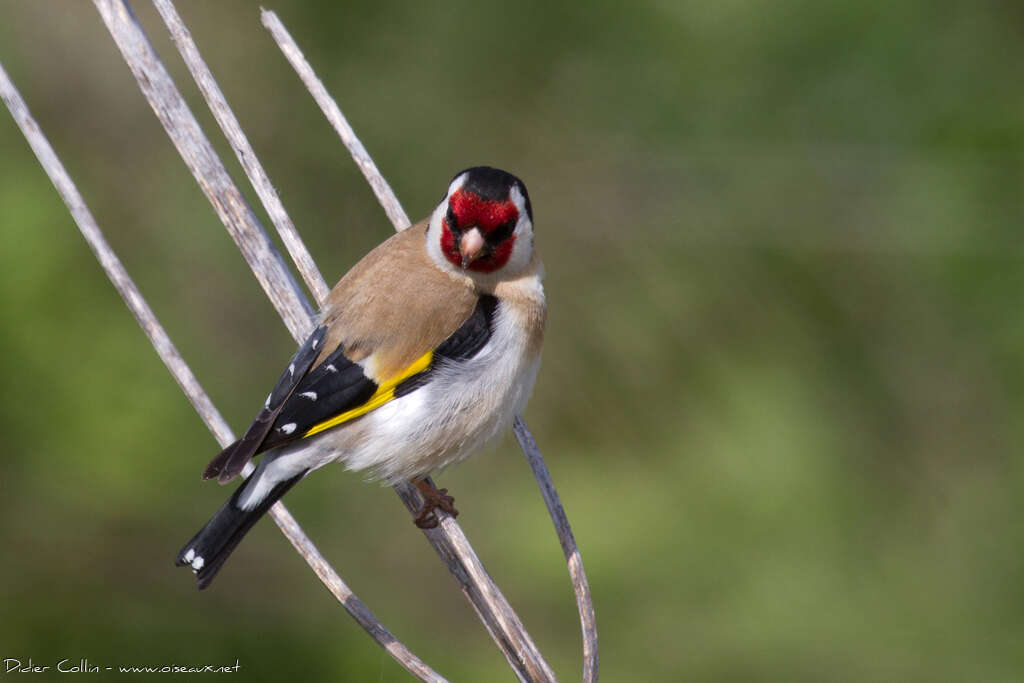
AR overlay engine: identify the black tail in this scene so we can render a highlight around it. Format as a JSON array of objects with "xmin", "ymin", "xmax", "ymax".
[{"xmin": 175, "ymin": 470, "xmax": 305, "ymax": 589}]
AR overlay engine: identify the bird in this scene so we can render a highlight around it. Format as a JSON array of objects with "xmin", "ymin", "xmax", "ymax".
[{"xmin": 175, "ymin": 166, "xmax": 546, "ymax": 589}]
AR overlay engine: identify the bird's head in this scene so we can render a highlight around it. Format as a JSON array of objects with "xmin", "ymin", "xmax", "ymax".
[{"xmin": 427, "ymin": 166, "xmax": 534, "ymax": 282}]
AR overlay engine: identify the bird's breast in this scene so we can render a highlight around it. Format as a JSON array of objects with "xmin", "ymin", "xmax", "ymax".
[{"xmin": 332, "ymin": 290, "xmax": 544, "ymax": 483}]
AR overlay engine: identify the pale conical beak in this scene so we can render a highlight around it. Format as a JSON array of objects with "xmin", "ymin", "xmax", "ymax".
[{"xmin": 459, "ymin": 227, "xmax": 485, "ymax": 269}]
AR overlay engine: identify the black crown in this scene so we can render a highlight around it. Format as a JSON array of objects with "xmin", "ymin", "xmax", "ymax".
[{"xmin": 452, "ymin": 166, "xmax": 533, "ymax": 222}]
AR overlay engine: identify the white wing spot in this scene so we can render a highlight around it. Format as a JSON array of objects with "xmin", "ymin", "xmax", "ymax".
[
  {"xmin": 265, "ymin": 392, "xmax": 273, "ymax": 408},
  {"xmin": 183, "ymin": 548, "xmax": 195, "ymax": 563},
  {"xmin": 288, "ymin": 363, "xmax": 296, "ymax": 376},
  {"xmin": 280, "ymin": 423, "xmax": 297, "ymax": 435},
  {"xmin": 326, "ymin": 364, "xmax": 338, "ymax": 373},
  {"xmin": 191, "ymin": 555, "xmax": 205, "ymax": 571},
  {"xmin": 299, "ymin": 391, "xmax": 318, "ymax": 401},
  {"xmin": 312, "ymin": 338, "xmax": 319, "ymax": 349}
]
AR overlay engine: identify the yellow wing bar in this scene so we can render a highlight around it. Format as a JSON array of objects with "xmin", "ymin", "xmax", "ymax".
[{"xmin": 302, "ymin": 351, "xmax": 434, "ymax": 439}]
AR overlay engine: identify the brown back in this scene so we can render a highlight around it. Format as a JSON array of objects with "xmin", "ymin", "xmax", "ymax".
[{"xmin": 317, "ymin": 220, "xmax": 479, "ymax": 381}]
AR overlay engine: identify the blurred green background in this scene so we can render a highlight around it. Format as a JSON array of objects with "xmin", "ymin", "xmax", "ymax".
[{"xmin": 2, "ymin": 1, "xmax": 1023, "ymax": 680}]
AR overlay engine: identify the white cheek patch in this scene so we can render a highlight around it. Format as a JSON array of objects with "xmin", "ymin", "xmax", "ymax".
[
  {"xmin": 509, "ymin": 184, "xmax": 528, "ymax": 220},
  {"xmin": 425, "ymin": 206, "xmax": 455, "ymax": 276},
  {"xmin": 508, "ymin": 184, "xmax": 533, "ymax": 245},
  {"xmin": 496, "ymin": 185, "xmax": 533, "ymax": 275}
]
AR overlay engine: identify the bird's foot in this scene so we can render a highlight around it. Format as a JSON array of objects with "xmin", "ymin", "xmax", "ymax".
[{"xmin": 413, "ymin": 479, "xmax": 459, "ymax": 529}]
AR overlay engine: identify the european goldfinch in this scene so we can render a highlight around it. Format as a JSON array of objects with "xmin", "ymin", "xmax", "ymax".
[{"xmin": 176, "ymin": 167, "xmax": 545, "ymax": 589}]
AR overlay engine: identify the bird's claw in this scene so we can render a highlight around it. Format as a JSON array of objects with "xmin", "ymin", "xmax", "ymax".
[{"xmin": 413, "ymin": 482, "xmax": 459, "ymax": 529}]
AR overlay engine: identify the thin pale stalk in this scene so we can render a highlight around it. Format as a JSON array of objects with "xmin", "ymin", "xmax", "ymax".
[
  {"xmin": 262, "ymin": 9, "xmax": 597, "ymax": 681},
  {"xmin": 0, "ymin": 57, "xmax": 446, "ymax": 683},
  {"xmin": 259, "ymin": 9, "xmax": 410, "ymax": 232},
  {"xmin": 514, "ymin": 417, "xmax": 598, "ymax": 683},
  {"xmin": 393, "ymin": 480, "xmax": 557, "ymax": 682},
  {"xmin": 150, "ymin": 0, "xmax": 330, "ymax": 305}
]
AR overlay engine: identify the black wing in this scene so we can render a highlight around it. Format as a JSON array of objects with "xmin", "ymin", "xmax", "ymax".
[
  {"xmin": 258, "ymin": 343, "xmax": 378, "ymax": 452},
  {"xmin": 203, "ymin": 325, "xmax": 328, "ymax": 482}
]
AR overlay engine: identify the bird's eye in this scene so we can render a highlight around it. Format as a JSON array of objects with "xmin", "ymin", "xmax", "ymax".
[
  {"xmin": 488, "ymin": 218, "xmax": 517, "ymax": 245},
  {"xmin": 446, "ymin": 206, "xmax": 460, "ymax": 232}
]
